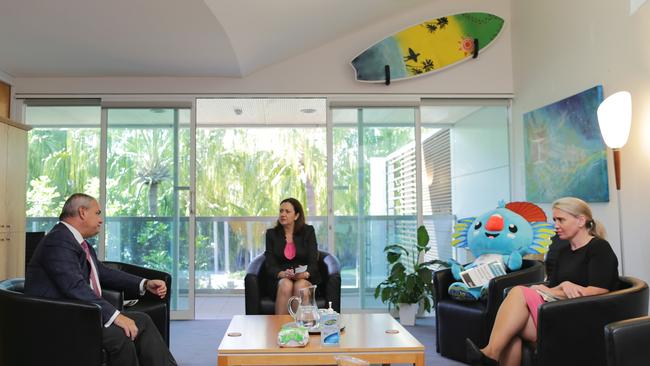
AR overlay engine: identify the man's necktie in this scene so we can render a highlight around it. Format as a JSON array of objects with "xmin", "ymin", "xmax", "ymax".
[{"xmin": 81, "ymin": 240, "xmax": 101, "ymax": 297}]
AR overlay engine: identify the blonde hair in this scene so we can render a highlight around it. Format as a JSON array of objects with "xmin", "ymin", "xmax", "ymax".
[{"xmin": 552, "ymin": 197, "xmax": 606, "ymax": 239}]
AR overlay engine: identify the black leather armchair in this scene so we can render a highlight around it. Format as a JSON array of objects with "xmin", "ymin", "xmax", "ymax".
[
  {"xmin": 521, "ymin": 276, "xmax": 649, "ymax": 366},
  {"xmin": 23, "ymin": 233, "xmax": 171, "ymax": 346},
  {"xmin": 605, "ymin": 316, "xmax": 650, "ymax": 366},
  {"xmin": 25, "ymin": 231, "xmax": 45, "ymax": 271},
  {"xmin": 245, "ymin": 250, "xmax": 341, "ymax": 314},
  {"xmin": 103, "ymin": 261, "xmax": 172, "ymax": 346},
  {"xmin": 433, "ymin": 259, "xmax": 545, "ymax": 362},
  {"xmin": 0, "ymin": 278, "xmax": 112, "ymax": 366}
]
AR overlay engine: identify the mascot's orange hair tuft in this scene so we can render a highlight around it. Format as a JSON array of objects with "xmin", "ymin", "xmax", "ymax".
[{"xmin": 505, "ymin": 201, "xmax": 547, "ymax": 223}]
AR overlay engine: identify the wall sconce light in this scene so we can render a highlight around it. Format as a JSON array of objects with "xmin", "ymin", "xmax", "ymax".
[{"xmin": 597, "ymin": 91, "xmax": 632, "ymax": 190}]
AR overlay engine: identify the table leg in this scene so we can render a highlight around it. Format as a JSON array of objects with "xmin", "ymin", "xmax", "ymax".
[
  {"xmin": 217, "ymin": 355, "xmax": 228, "ymax": 366},
  {"xmin": 414, "ymin": 352, "xmax": 424, "ymax": 366}
]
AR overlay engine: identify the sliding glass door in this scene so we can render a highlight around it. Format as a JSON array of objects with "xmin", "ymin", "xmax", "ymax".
[
  {"xmin": 332, "ymin": 107, "xmax": 418, "ymax": 308},
  {"xmin": 25, "ymin": 102, "xmax": 101, "ymax": 233},
  {"xmin": 103, "ymin": 107, "xmax": 192, "ymax": 316},
  {"xmin": 194, "ymin": 98, "xmax": 327, "ymax": 304}
]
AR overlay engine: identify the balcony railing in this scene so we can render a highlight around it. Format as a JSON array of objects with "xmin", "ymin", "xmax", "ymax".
[{"xmin": 27, "ymin": 214, "xmax": 453, "ymax": 293}]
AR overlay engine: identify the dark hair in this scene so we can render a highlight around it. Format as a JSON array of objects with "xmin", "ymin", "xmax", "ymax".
[
  {"xmin": 59, "ymin": 193, "xmax": 96, "ymax": 221},
  {"xmin": 275, "ymin": 197, "xmax": 306, "ymax": 234}
]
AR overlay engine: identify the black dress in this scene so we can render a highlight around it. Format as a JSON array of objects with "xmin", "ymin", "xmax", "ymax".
[
  {"xmin": 548, "ymin": 237, "xmax": 619, "ymax": 291},
  {"xmin": 545, "ymin": 235, "xmax": 569, "ymax": 281},
  {"xmin": 264, "ymin": 224, "xmax": 321, "ymax": 299}
]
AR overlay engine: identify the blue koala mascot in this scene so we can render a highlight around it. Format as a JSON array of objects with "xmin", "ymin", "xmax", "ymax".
[{"xmin": 447, "ymin": 201, "xmax": 555, "ymax": 301}]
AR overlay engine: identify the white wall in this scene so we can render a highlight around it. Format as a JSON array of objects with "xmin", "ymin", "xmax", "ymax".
[
  {"xmin": 450, "ymin": 106, "xmax": 510, "ymax": 263},
  {"xmin": 511, "ymin": 0, "xmax": 650, "ymax": 286},
  {"xmin": 451, "ymin": 106, "xmax": 510, "ymax": 218},
  {"xmin": 12, "ymin": 0, "xmax": 513, "ymax": 96}
]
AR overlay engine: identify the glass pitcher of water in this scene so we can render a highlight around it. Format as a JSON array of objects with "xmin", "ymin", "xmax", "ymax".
[{"xmin": 288, "ymin": 285, "xmax": 320, "ymax": 329}]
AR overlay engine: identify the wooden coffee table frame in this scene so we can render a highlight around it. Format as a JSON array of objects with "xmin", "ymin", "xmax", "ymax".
[{"xmin": 217, "ymin": 314, "xmax": 425, "ymax": 365}]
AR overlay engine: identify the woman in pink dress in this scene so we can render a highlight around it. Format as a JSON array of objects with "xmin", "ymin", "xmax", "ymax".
[
  {"xmin": 264, "ymin": 198, "xmax": 321, "ymax": 315},
  {"xmin": 467, "ymin": 197, "xmax": 619, "ymax": 366}
]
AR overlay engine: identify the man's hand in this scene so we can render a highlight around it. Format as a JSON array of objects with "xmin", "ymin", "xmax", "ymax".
[
  {"xmin": 114, "ymin": 313, "xmax": 138, "ymax": 340},
  {"xmin": 145, "ymin": 279, "xmax": 168, "ymax": 299}
]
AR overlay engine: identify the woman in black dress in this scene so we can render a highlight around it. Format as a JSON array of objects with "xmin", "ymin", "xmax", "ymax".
[
  {"xmin": 264, "ymin": 198, "xmax": 321, "ymax": 315},
  {"xmin": 467, "ymin": 197, "xmax": 619, "ymax": 366}
]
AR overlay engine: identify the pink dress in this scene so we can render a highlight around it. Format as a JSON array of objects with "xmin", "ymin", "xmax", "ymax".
[
  {"xmin": 284, "ymin": 241, "xmax": 296, "ymax": 260},
  {"xmin": 519, "ymin": 285, "xmax": 545, "ymax": 327}
]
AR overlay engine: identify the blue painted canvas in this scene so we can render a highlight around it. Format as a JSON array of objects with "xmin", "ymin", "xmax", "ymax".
[{"xmin": 524, "ymin": 86, "xmax": 609, "ymax": 202}]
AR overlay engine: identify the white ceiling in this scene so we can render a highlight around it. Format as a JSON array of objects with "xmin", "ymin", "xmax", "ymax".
[{"xmin": 0, "ymin": 0, "xmax": 434, "ymax": 78}]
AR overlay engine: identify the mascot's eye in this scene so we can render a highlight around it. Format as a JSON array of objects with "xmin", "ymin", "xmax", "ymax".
[
  {"xmin": 509, "ymin": 224, "xmax": 518, "ymax": 233},
  {"xmin": 474, "ymin": 221, "xmax": 482, "ymax": 230}
]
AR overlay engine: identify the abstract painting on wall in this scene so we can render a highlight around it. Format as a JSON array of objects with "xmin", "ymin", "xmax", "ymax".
[{"xmin": 524, "ymin": 85, "xmax": 609, "ymax": 202}]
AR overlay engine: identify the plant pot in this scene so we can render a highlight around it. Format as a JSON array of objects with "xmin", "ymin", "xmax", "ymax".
[{"xmin": 398, "ymin": 303, "xmax": 417, "ymax": 326}]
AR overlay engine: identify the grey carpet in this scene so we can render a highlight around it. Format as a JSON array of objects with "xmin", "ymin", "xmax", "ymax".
[{"xmin": 170, "ymin": 317, "xmax": 465, "ymax": 366}]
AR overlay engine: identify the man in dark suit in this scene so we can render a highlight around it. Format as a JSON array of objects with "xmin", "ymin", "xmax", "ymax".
[{"xmin": 25, "ymin": 193, "xmax": 177, "ymax": 366}]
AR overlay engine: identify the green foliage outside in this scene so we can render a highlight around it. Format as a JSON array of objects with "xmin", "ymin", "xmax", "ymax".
[
  {"xmin": 27, "ymin": 128, "xmax": 100, "ymax": 216},
  {"xmin": 26, "ymin": 107, "xmax": 417, "ymax": 289}
]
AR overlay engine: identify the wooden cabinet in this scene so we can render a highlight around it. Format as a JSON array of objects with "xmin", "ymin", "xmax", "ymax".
[
  {"xmin": 0, "ymin": 116, "xmax": 29, "ymax": 279},
  {"xmin": 0, "ymin": 122, "xmax": 7, "ymax": 277},
  {"xmin": 0, "ymin": 81, "xmax": 9, "ymax": 119}
]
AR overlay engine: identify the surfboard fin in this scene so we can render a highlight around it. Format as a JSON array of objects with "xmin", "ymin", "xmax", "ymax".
[
  {"xmin": 473, "ymin": 38, "xmax": 479, "ymax": 59},
  {"xmin": 384, "ymin": 65, "xmax": 391, "ymax": 85}
]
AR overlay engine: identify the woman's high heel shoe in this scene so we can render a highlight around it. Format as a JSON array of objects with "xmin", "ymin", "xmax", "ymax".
[{"xmin": 466, "ymin": 338, "xmax": 499, "ymax": 366}]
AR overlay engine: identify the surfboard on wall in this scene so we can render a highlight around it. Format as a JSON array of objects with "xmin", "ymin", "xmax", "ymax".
[{"xmin": 351, "ymin": 12, "xmax": 505, "ymax": 83}]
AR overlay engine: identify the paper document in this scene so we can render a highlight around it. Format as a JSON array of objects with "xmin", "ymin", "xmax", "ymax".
[
  {"xmin": 294, "ymin": 265, "xmax": 308, "ymax": 274},
  {"xmin": 459, "ymin": 261, "xmax": 506, "ymax": 288},
  {"xmin": 535, "ymin": 289, "xmax": 561, "ymax": 302},
  {"xmin": 123, "ymin": 299, "xmax": 139, "ymax": 307}
]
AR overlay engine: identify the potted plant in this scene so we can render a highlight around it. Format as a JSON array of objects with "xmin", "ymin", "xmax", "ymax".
[{"xmin": 374, "ymin": 225, "xmax": 448, "ymax": 326}]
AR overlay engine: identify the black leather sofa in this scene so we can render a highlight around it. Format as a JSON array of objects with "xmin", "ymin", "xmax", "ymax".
[
  {"xmin": 605, "ymin": 315, "xmax": 650, "ymax": 366},
  {"xmin": 244, "ymin": 250, "xmax": 341, "ymax": 314},
  {"xmin": 433, "ymin": 259, "xmax": 545, "ymax": 362},
  {"xmin": 521, "ymin": 276, "xmax": 649, "ymax": 366}
]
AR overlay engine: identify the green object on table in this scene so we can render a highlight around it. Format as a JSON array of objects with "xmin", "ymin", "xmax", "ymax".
[{"xmin": 278, "ymin": 326, "xmax": 309, "ymax": 347}]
